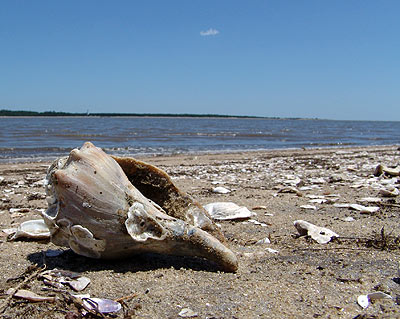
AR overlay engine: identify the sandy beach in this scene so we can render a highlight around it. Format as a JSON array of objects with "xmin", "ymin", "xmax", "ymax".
[{"xmin": 0, "ymin": 145, "xmax": 399, "ymax": 318}]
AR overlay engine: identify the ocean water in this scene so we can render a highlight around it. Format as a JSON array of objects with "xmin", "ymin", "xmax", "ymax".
[{"xmin": 0, "ymin": 117, "xmax": 399, "ymax": 162}]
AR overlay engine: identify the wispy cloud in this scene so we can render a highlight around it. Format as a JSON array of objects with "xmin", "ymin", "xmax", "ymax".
[{"xmin": 200, "ymin": 28, "xmax": 219, "ymax": 36}]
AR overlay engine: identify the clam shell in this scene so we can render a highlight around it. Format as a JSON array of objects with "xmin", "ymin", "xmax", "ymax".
[{"xmin": 10, "ymin": 219, "xmax": 50, "ymax": 240}]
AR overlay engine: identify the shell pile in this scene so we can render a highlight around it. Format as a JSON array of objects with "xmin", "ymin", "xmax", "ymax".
[{"xmin": 42, "ymin": 142, "xmax": 238, "ymax": 272}]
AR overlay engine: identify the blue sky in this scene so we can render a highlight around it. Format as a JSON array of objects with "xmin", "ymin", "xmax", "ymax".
[{"xmin": 0, "ymin": 1, "xmax": 399, "ymax": 120}]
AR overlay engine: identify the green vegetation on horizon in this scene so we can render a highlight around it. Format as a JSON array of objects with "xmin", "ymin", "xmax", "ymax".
[{"xmin": 0, "ymin": 109, "xmax": 271, "ymax": 119}]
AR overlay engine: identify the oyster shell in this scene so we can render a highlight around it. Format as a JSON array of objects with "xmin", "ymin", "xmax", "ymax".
[{"xmin": 42, "ymin": 142, "xmax": 238, "ymax": 272}]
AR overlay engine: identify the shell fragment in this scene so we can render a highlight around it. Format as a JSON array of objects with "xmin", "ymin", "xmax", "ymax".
[
  {"xmin": 294, "ymin": 220, "xmax": 339, "ymax": 244},
  {"xmin": 203, "ymin": 202, "xmax": 256, "ymax": 220}
]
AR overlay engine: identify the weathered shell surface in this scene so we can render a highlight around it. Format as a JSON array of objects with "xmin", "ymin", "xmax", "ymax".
[{"xmin": 42, "ymin": 142, "xmax": 237, "ymax": 272}]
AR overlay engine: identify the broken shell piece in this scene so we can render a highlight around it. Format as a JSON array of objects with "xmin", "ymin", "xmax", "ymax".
[
  {"xmin": 42, "ymin": 142, "xmax": 238, "ymax": 272},
  {"xmin": 266, "ymin": 247, "xmax": 279, "ymax": 254},
  {"xmin": 357, "ymin": 197, "xmax": 382, "ymax": 203},
  {"xmin": 178, "ymin": 308, "xmax": 198, "ymax": 318},
  {"xmin": 10, "ymin": 219, "xmax": 50, "ymax": 240},
  {"xmin": 203, "ymin": 202, "xmax": 256, "ymax": 220},
  {"xmin": 82, "ymin": 297, "xmax": 121, "ymax": 313},
  {"xmin": 349, "ymin": 204, "xmax": 379, "ymax": 214},
  {"xmin": 277, "ymin": 186, "xmax": 303, "ymax": 197},
  {"xmin": 41, "ymin": 269, "xmax": 91, "ymax": 292},
  {"xmin": 252, "ymin": 205, "xmax": 267, "ymax": 210},
  {"xmin": 300, "ymin": 205, "xmax": 317, "ymax": 210},
  {"xmin": 62, "ymin": 276, "xmax": 91, "ymax": 292},
  {"xmin": 7, "ymin": 289, "xmax": 56, "ymax": 302},
  {"xmin": 212, "ymin": 186, "xmax": 231, "ymax": 194},
  {"xmin": 379, "ymin": 188, "xmax": 399, "ymax": 197},
  {"xmin": 294, "ymin": 220, "xmax": 339, "ymax": 244},
  {"xmin": 374, "ymin": 164, "xmax": 400, "ymax": 177},
  {"xmin": 357, "ymin": 294, "xmax": 369, "ymax": 309},
  {"xmin": 357, "ymin": 292, "xmax": 392, "ymax": 309},
  {"xmin": 255, "ymin": 237, "xmax": 271, "ymax": 245},
  {"xmin": 309, "ymin": 199, "xmax": 327, "ymax": 204}
]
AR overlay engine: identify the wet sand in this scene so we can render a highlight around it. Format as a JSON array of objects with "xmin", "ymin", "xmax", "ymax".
[{"xmin": 0, "ymin": 145, "xmax": 399, "ymax": 318}]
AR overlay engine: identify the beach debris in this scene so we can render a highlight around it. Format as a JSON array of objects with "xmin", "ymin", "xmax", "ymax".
[
  {"xmin": 300, "ymin": 205, "xmax": 317, "ymax": 210},
  {"xmin": 178, "ymin": 307, "xmax": 198, "ymax": 317},
  {"xmin": 2, "ymin": 228, "xmax": 17, "ymax": 236},
  {"xmin": 333, "ymin": 203, "xmax": 351, "ymax": 208},
  {"xmin": 255, "ymin": 237, "xmax": 271, "ymax": 245},
  {"xmin": 374, "ymin": 164, "xmax": 400, "ymax": 177},
  {"xmin": 41, "ymin": 269, "xmax": 90, "ymax": 291},
  {"xmin": 357, "ymin": 292, "xmax": 392, "ymax": 309},
  {"xmin": 294, "ymin": 220, "xmax": 339, "ymax": 244},
  {"xmin": 252, "ymin": 205, "xmax": 267, "ymax": 210},
  {"xmin": 342, "ymin": 216, "xmax": 355, "ymax": 222},
  {"xmin": 309, "ymin": 198, "xmax": 327, "ymax": 204},
  {"xmin": 265, "ymin": 247, "xmax": 279, "ymax": 254},
  {"xmin": 379, "ymin": 187, "xmax": 399, "ymax": 197},
  {"xmin": 6, "ymin": 289, "xmax": 57, "ymax": 303},
  {"xmin": 357, "ymin": 197, "xmax": 382, "ymax": 203},
  {"xmin": 42, "ymin": 142, "xmax": 238, "ymax": 272},
  {"xmin": 9, "ymin": 207, "xmax": 29, "ymax": 214},
  {"xmin": 276, "ymin": 186, "xmax": 303, "ymax": 197},
  {"xmin": 203, "ymin": 202, "xmax": 256, "ymax": 221},
  {"xmin": 212, "ymin": 186, "xmax": 231, "ymax": 194},
  {"xmin": 248, "ymin": 219, "xmax": 269, "ymax": 227},
  {"xmin": 9, "ymin": 219, "xmax": 50, "ymax": 241},
  {"xmin": 349, "ymin": 204, "xmax": 380, "ymax": 214},
  {"xmin": 308, "ymin": 177, "xmax": 326, "ymax": 184},
  {"xmin": 333, "ymin": 203, "xmax": 380, "ymax": 213},
  {"xmin": 81, "ymin": 297, "xmax": 122, "ymax": 313},
  {"xmin": 280, "ymin": 175, "xmax": 302, "ymax": 186}
]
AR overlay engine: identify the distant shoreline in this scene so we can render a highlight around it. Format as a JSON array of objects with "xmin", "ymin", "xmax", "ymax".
[{"xmin": 0, "ymin": 109, "xmax": 310, "ymax": 120}]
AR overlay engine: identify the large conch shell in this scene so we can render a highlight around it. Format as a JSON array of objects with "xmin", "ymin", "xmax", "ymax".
[{"xmin": 42, "ymin": 142, "xmax": 238, "ymax": 272}]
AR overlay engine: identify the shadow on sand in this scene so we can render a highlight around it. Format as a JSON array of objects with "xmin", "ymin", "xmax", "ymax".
[{"xmin": 28, "ymin": 248, "xmax": 222, "ymax": 274}]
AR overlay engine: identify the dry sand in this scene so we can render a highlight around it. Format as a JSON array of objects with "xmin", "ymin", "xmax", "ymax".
[{"xmin": 0, "ymin": 145, "xmax": 400, "ymax": 318}]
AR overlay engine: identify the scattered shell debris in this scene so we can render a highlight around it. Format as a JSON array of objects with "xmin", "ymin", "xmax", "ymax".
[
  {"xmin": 1, "ymin": 144, "xmax": 400, "ymax": 318},
  {"xmin": 41, "ymin": 269, "xmax": 91, "ymax": 291}
]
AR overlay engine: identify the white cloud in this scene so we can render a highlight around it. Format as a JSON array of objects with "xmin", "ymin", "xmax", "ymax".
[{"xmin": 200, "ymin": 28, "xmax": 219, "ymax": 36}]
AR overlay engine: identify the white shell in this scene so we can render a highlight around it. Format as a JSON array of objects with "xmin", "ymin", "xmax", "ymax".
[
  {"xmin": 42, "ymin": 142, "xmax": 238, "ymax": 272},
  {"xmin": 212, "ymin": 186, "xmax": 231, "ymax": 194},
  {"xmin": 10, "ymin": 219, "xmax": 50, "ymax": 240},
  {"xmin": 294, "ymin": 220, "xmax": 339, "ymax": 244},
  {"xmin": 349, "ymin": 204, "xmax": 379, "ymax": 213},
  {"xmin": 204, "ymin": 202, "xmax": 256, "ymax": 220},
  {"xmin": 357, "ymin": 294, "xmax": 369, "ymax": 309},
  {"xmin": 357, "ymin": 292, "xmax": 392, "ymax": 309}
]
